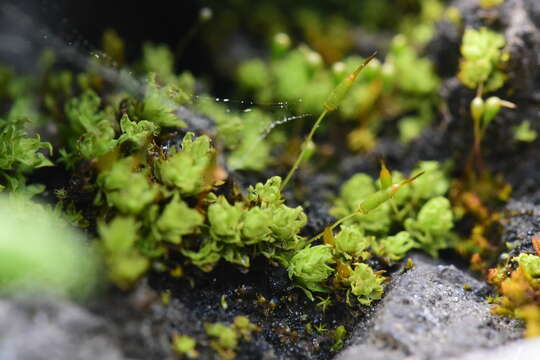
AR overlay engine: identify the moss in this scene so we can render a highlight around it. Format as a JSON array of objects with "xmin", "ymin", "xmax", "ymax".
[
  {"xmin": 204, "ymin": 316, "xmax": 260, "ymax": 360},
  {"xmin": 171, "ymin": 335, "xmax": 199, "ymax": 359},
  {"xmin": 288, "ymin": 244, "xmax": 335, "ymax": 297},
  {"xmin": 0, "ymin": 195, "xmax": 97, "ymax": 298},
  {"xmin": 331, "ymin": 161, "xmax": 455, "ymax": 258},
  {"xmin": 489, "ymin": 256, "xmax": 540, "ymax": 338},
  {"xmin": 0, "ymin": 116, "xmax": 52, "ymax": 192},
  {"xmin": 236, "ymin": 36, "xmax": 440, "ymax": 149},
  {"xmin": 348, "ymin": 263, "xmax": 385, "ymax": 305},
  {"xmin": 98, "ymin": 216, "xmax": 149, "ymax": 289},
  {"xmin": 458, "ymin": 27, "xmax": 507, "ymax": 92}
]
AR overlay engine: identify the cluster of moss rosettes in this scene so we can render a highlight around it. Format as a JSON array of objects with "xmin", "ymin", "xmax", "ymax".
[
  {"xmin": 288, "ymin": 161, "xmax": 456, "ymax": 304},
  {"xmin": 1, "ymin": 39, "xmax": 313, "ymax": 289},
  {"xmin": 0, "ymin": 34, "xmax": 459, "ymax": 310},
  {"xmin": 95, "ymin": 131, "xmax": 309, "ymax": 287},
  {"xmin": 0, "ymin": 18, "xmax": 461, "ymax": 313}
]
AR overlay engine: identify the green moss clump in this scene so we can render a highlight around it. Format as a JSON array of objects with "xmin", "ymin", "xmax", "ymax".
[
  {"xmin": 348, "ymin": 263, "xmax": 385, "ymax": 305},
  {"xmin": 0, "ymin": 116, "xmax": 52, "ymax": 192},
  {"xmin": 0, "ymin": 195, "xmax": 97, "ymax": 297},
  {"xmin": 288, "ymin": 244, "xmax": 335, "ymax": 296},
  {"xmin": 489, "ymin": 254, "xmax": 540, "ymax": 338},
  {"xmin": 331, "ymin": 161, "xmax": 455, "ymax": 258},
  {"xmin": 0, "ymin": 29, "xmax": 458, "ymax": 313},
  {"xmin": 171, "ymin": 335, "xmax": 199, "ymax": 359},
  {"xmin": 98, "ymin": 216, "xmax": 149, "ymax": 289},
  {"xmin": 458, "ymin": 27, "xmax": 507, "ymax": 92},
  {"xmin": 204, "ymin": 316, "xmax": 260, "ymax": 359}
]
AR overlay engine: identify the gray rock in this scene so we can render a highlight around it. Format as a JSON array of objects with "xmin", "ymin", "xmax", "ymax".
[
  {"xmin": 501, "ymin": 0, "xmax": 540, "ymax": 96},
  {"xmin": 337, "ymin": 254, "xmax": 522, "ymax": 360},
  {"xmin": 501, "ymin": 200, "xmax": 540, "ymax": 260},
  {"xmin": 0, "ymin": 296, "xmax": 125, "ymax": 360},
  {"xmin": 443, "ymin": 337, "xmax": 540, "ymax": 360}
]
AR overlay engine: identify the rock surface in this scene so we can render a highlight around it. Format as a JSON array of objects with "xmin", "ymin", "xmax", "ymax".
[
  {"xmin": 337, "ymin": 253, "xmax": 522, "ymax": 360},
  {"xmin": 501, "ymin": 200, "xmax": 540, "ymax": 260},
  {"xmin": 0, "ymin": 296, "xmax": 125, "ymax": 360},
  {"xmin": 443, "ymin": 337, "xmax": 540, "ymax": 360}
]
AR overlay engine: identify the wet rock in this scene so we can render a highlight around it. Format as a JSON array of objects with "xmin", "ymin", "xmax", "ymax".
[
  {"xmin": 337, "ymin": 253, "xmax": 522, "ymax": 360},
  {"xmin": 0, "ymin": 296, "xmax": 125, "ymax": 360}
]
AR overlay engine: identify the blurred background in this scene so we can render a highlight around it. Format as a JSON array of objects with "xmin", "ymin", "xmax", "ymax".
[{"xmin": 0, "ymin": 0, "xmax": 447, "ymax": 94}]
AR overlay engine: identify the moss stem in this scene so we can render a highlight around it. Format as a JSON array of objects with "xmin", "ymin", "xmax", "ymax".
[
  {"xmin": 309, "ymin": 212, "xmax": 358, "ymax": 243},
  {"xmin": 281, "ymin": 109, "xmax": 328, "ymax": 190}
]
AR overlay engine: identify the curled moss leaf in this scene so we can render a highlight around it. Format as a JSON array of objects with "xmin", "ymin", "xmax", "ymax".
[
  {"xmin": 77, "ymin": 123, "xmax": 117, "ymax": 159},
  {"xmin": 387, "ymin": 35, "xmax": 440, "ymax": 94},
  {"xmin": 227, "ymin": 120, "xmax": 272, "ymax": 171},
  {"xmin": 156, "ymin": 195, "xmax": 204, "ymax": 244},
  {"xmin": 222, "ymin": 245, "xmax": 251, "ymax": 268},
  {"xmin": 513, "ymin": 121, "xmax": 537, "ymax": 143},
  {"xmin": 237, "ymin": 59, "xmax": 271, "ymax": 92},
  {"xmin": 143, "ymin": 73, "xmax": 187, "ymax": 127},
  {"xmin": 208, "ymin": 197, "xmax": 244, "ymax": 243},
  {"xmin": 242, "ymin": 207, "xmax": 273, "ymax": 243},
  {"xmin": 98, "ymin": 216, "xmax": 149, "ymax": 289},
  {"xmin": 375, "ymin": 231, "xmax": 416, "ymax": 262},
  {"xmin": 330, "ymin": 325, "xmax": 347, "ymax": 352},
  {"xmin": 98, "ymin": 157, "xmax": 158, "ymax": 214},
  {"xmin": 334, "ymin": 225, "xmax": 370, "ymax": 259},
  {"xmin": 458, "ymin": 27, "xmax": 507, "ymax": 91},
  {"xmin": 0, "ymin": 116, "xmax": 52, "ymax": 191},
  {"xmin": 416, "ymin": 196, "xmax": 453, "ymax": 235},
  {"xmin": 64, "ymin": 90, "xmax": 117, "ymax": 159},
  {"xmin": 118, "ymin": 114, "xmax": 159, "ymax": 148},
  {"xmin": 64, "ymin": 90, "xmax": 104, "ymax": 136},
  {"xmin": 247, "ymin": 176, "xmax": 283, "ymax": 206},
  {"xmin": 182, "ymin": 238, "xmax": 222, "ymax": 271},
  {"xmin": 405, "ymin": 196, "xmax": 454, "ymax": 257},
  {"xmin": 348, "ymin": 263, "xmax": 384, "ymax": 305},
  {"xmin": 233, "ymin": 315, "xmax": 261, "ymax": 340},
  {"xmin": 158, "ymin": 132, "xmax": 213, "ymax": 195},
  {"xmin": 270, "ymin": 204, "xmax": 307, "ymax": 242},
  {"xmin": 288, "ymin": 244, "xmax": 335, "ymax": 297}
]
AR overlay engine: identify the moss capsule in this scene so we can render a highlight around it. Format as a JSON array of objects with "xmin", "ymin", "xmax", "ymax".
[
  {"xmin": 357, "ymin": 171, "xmax": 424, "ymax": 214},
  {"xmin": 470, "ymin": 96, "xmax": 485, "ymax": 125},
  {"xmin": 379, "ymin": 160, "xmax": 392, "ymax": 190},
  {"xmin": 324, "ymin": 52, "xmax": 378, "ymax": 112},
  {"xmin": 483, "ymin": 96, "xmax": 516, "ymax": 127}
]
